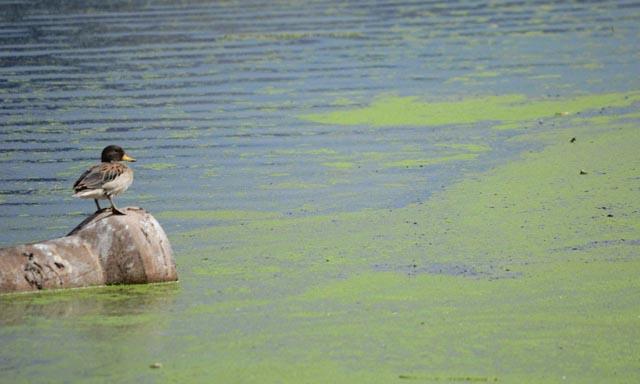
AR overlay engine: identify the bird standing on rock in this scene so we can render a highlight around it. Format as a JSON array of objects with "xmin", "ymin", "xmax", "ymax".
[{"xmin": 73, "ymin": 145, "xmax": 136, "ymax": 215}]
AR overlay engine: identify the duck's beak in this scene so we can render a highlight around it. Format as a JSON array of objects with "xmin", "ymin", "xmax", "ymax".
[{"xmin": 122, "ymin": 154, "xmax": 136, "ymax": 162}]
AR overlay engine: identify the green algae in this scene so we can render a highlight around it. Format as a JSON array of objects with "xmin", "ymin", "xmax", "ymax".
[
  {"xmin": 3, "ymin": 1, "xmax": 640, "ymax": 380},
  {"xmin": 385, "ymin": 153, "xmax": 479, "ymax": 168},
  {"xmin": 140, "ymin": 162, "xmax": 177, "ymax": 171},
  {"xmin": 417, "ymin": 122, "xmax": 640, "ymax": 263},
  {"xmin": 380, "ymin": 141, "xmax": 489, "ymax": 169},
  {"xmin": 493, "ymin": 121, "xmax": 528, "ymax": 130},
  {"xmin": 322, "ymin": 161, "xmax": 355, "ymax": 169},
  {"xmin": 269, "ymin": 172, "xmax": 290, "ymax": 177},
  {"xmin": 301, "ymin": 91, "xmax": 640, "ymax": 128},
  {"xmin": 446, "ymin": 70, "xmax": 500, "ymax": 84},
  {"xmin": 0, "ymin": 281, "xmax": 179, "ymax": 302},
  {"xmin": 161, "ymin": 111, "xmax": 640, "ymax": 382},
  {"xmin": 158, "ymin": 209, "xmax": 282, "ymax": 222},
  {"xmin": 169, "ymin": 130, "xmax": 200, "ymax": 139},
  {"xmin": 4, "ymin": 93, "xmax": 640, "ymax": 382},
  {"xmin": 268, "ymin": 148, "xmax": 338, "ymax": 156},
  {"xmin": 435, "ymin": 143, "xmax": 491, "ymax": 152},
  {"xmin": 572, "ymin": 109, "xmax": 640, "ymax": 126},
  {"xmin": 74, "ymin": 312, "xmax": 160, "ymax": 328}
]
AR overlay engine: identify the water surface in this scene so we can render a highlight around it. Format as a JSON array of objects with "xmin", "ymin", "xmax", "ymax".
[{"xmin": 1, "ymin": 1, "xmax": 639, "ymax": 382}]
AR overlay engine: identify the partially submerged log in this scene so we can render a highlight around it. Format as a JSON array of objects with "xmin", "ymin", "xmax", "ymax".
[{"xmin": 0, "ymin": 207, "xmax": 177, "ymax": 294}]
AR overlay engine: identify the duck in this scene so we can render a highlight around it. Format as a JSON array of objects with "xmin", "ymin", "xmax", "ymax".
[{"xmin": 73, "ymin": 145, "xmax": 136, "ymax": 215}]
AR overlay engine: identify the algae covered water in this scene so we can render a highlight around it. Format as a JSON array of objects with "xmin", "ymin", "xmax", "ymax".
[{"xmin": 1, "ymin": 1, "xmax": 640, "ymax": 382}]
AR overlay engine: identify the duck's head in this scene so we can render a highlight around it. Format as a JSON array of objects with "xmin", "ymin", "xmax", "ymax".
[{"xmin": 101, "ymin": 145, "xmax": 136, "ymax": 163}]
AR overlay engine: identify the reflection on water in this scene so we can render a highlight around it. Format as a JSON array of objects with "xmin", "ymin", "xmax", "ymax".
[{"xmin": 0, "ymin": 283, "xmax": 179, "ymax": 327}]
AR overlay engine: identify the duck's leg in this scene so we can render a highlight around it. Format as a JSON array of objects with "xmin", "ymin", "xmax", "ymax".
[
  {"xmin": 94, "ymin": 199, "xmax": 102, "ymax": 211},
  {"xmin": 107, "ymin": 195, "xmax": 126, "ymax": 215}
]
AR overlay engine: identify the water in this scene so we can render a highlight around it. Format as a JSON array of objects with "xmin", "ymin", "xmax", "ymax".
[
  {"xmin": 1, "ymin": 1, "xmax": 639, "ymax": 382},
  {"xmin": 2, "ymin": 0, "xmax": 638, "ymax": 244}
]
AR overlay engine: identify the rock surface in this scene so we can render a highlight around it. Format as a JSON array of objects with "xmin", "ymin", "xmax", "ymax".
[{"xmin": 0, "ymin": 207, "xmax": 177, "ymax": 294}]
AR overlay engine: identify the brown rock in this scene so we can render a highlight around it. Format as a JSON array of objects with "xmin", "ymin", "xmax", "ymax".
[{"xmin": 0, "ymin": 207, "xmax": 177, "ymax": 294}]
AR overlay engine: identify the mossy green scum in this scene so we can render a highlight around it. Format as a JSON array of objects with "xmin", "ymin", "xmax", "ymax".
[
  {"xmin": 301, "ymin": 91, "xmax": 640, "ymax": 128},
  {"xmin": 165, "ymin": 91, "xmax": 640, "ymax": 382},
  {"xmin": 179, "ymin": 93, "xmax": 630, "ymax": 382},
  {"xmin": 2, "ymin": 91, "xmax": 639, "ymax": 383}
]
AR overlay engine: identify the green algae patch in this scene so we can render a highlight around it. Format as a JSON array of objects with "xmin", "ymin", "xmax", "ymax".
[
  {"xmin": 322, "ymin": 161, "xmax": 355, "ymax": 169},
  {"xmin": 382, "ymin": 142, "xmax": 489, "ymax": 169},
  {"xmin": 0, "ymin": 283, "xmax": 179, "ymax": 329},
  {"xmin": 2, "ymin": 120, "xmax": 639, "ymax": 384},
  {"xmin": 74, "ymin": 312, "xmax": 160, "ymax": 328},
  {"xmin": 301, "ymin": 91, "xmax": 640, "ymax": 128},
  {"xmin": 267, "ymin": 148, "xmax": 338, "ymax": 156},
  {"xmin": 493, "ymin": 121, "xmax": 527, "ymax": 130},
  {"xmin": 157, "ymin": 209, "xmax": 282, "ymax": 222},
  {"xmin": 5, "ymin": 99, "xmax": 640, "ymax": 383},
  {"xmin": 164, "ymin": 115, "xmax": 640, "ymax": 382},
  {"xmin": 431, "ymin": 122, "xmax": 640, "ymax": 261},
  {"xmin": 446, "ymin": 70, "xmax": 500, "ymax": 84},
  {"xmin": 435, "ymin": 143, "xmax": 491, "ymax": 152},
  {"xmin": 288, "ymin": 264, "xmax": 640, "ymax": 382},
  {"xmin": 140, "ymin": 162, "xmax": 177, "ymax": 171},
  {"xmin": 385, "ymin": 152, "xmax": 478, "ymax": 168},
  {"xmin": 0, "ymin": 282, "xmax": 179, "ymax": 303}
]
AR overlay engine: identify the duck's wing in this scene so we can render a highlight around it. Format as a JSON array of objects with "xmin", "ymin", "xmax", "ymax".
[{"xmin": 73, "ymin": 163, "xmax": 128, "ymax": 192}]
